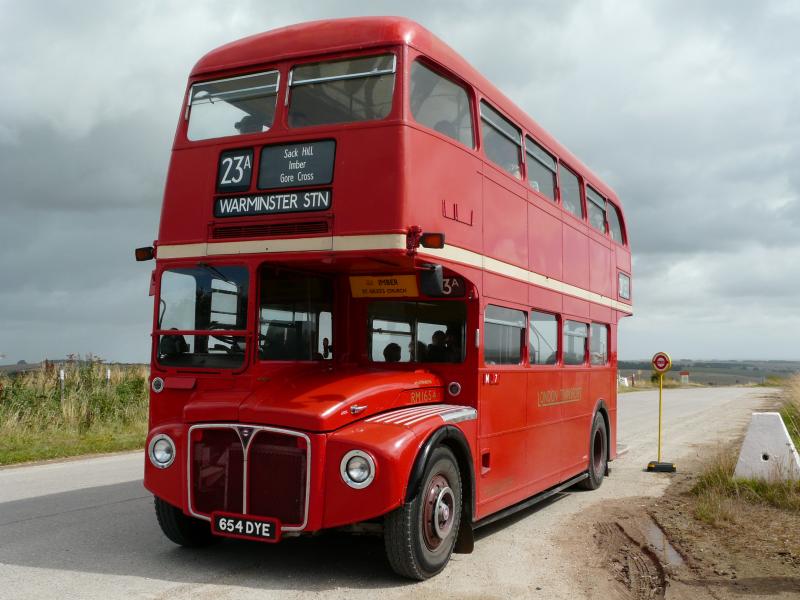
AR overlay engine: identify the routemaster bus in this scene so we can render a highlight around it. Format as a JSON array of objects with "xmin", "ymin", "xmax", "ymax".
[{"xmin": 137, "ymin": 16, "xmax": 632, "ymax": 580}]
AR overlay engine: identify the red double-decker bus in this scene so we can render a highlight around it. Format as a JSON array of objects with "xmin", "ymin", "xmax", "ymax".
[{"xmin": 138, "ymin": 17, "xmax": 632, "ymax": 579}]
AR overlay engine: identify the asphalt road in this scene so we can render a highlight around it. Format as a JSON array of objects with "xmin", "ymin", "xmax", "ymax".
[{"xmin": 0, "ymin": 387, "xmax": 774, "ymax": 600}]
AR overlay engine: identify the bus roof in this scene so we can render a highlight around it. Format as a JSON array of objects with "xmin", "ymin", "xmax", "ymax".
[{"xmin": 191, "ymin": 16, "xmax": 617, "ymax": 202}]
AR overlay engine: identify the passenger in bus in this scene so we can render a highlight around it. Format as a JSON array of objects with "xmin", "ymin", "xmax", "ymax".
[
  {"xmin": 444, "ymin": 328, "xmax": 461, "ymax": 362},
  {"xmin": 409, "ymin": 340, "xmax": 427, "ymax": 362},
  {"xmin": 235, "ymin": 114, "xmax": 267, "ymax": 134},
  {"xmin": 383, "ymin": 342, "xmax": 402, "ymax": 363},
  {"xmin": 427, "ymin": 330, "xmax": 448, "ymax": 362}
]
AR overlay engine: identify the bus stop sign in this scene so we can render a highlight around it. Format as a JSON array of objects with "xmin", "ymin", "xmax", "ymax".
[{"xmin": 651, "ymin": 352, "xmax": 672, "ymax": 374}]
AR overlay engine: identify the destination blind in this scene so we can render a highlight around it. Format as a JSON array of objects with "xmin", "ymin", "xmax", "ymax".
[{"xmin": 214, "ymin": 190, "xmax": 331, "ymax": 217}]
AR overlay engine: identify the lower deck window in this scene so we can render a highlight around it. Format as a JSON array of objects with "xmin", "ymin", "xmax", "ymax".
[
  {"xmin": 590, "ymin": 323, "xmax": 609, "ymax": 365},
  {"xmin": 369, "ymin": 301, "xmax": 466, "ymax": 363},
  {"xmin": 563, "ymin": 320, "xmax": 588, "ymax": 365},
  {"xmin": 484, "ymin": 305, "xmax": 526, "ymax": 365},
  {"xmin": 529, "ymin": 311, "xmax": 558, "ymax": 365},
  {"xmin": 157, "ymin": 265, "xmax": 249, "ymax": 369},
  {"xmin": 259, "ymin": 269, "xmax": 333, "ymax": 361}
]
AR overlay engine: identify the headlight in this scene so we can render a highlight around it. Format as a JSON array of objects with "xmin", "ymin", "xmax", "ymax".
[
  {"xmin": 340, "ymin": 450, "xmax": 375, "ymax": 489},
  {"xmin": 148, "ymin": 434, "xmax": 176, "ymax": 469}
]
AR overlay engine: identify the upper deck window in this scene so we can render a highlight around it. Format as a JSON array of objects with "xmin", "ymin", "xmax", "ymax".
[
  {"xmin": 525, "ymin": 137, "xmax": 556, "ymax": 201},
  {"xmin": 558, "ymin": 164, "xmax": 584, "ymax": 220},
  {"xmin": 288, "ymin": 54, "xmax": 396, "ymax": 128},
  {"xmin": 410, "ymin": 61, "xmax": 474, "ymax": 148},
  {"xmin": 586, "ymin": 186, "xmax": 607, "ymax": 233},
  {"xmin": 187, "ymin": 70, "xmax": 279, "ymax": 141},
  {"xmin": 480, "ymin": 101, "xmax": 522, "ymax": 179},
  {"xmin": 607, "ymin": 202, "xmax": 625, "ymax": 244}
]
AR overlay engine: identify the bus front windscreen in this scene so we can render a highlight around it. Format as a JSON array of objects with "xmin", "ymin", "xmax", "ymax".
[
  {"xmin": 157, "ymin": 265, "xmax": 249, "ymax": 368},
  {"xmin": 187, "ymin": 70, "xmax": 279, "ymax": 141}
]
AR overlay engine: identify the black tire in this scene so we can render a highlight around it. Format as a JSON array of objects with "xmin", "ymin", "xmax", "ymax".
[
  {"xmin": 580, "ymin": 412, "xmax": 608, "ymax": 490},
  {"xmin": 384, "ymin": 446, "xmax": 462, "ymax": 580},
  {"xmin": 154, "ymin": 497, "xmax": 217, "ymax": 547}
]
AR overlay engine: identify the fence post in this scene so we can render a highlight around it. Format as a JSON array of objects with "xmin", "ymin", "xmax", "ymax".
[{"xmin": 59, "ymin": 369, "xmax": 65, "ymax": 404}]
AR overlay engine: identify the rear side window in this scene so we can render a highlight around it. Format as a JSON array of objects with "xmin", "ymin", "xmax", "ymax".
[
  {"xmin": 559, "ymin": 165, "xmax": 583, "ymax": 219},
  {"xmin": 480, "ymin": 101, "xmax": 522, "ymax": 179},
  {"xmin": 607, "ymin": 202, "xmax": 625, "ymax": 244},
  {"xmin": 484, "ymin": 305, "xmax": 526, "ymax": 365},
  {"xmin": 410, "ymin": 62, "xmax": 474, "ymax": 148},
  {"xmin": 563, "ymin": 320, "xmax": 587, "ymax": 365},
  {"xmin": 590, "ymin": 323, "xmax": 608, "ymax": 365},
  {"xmin": 586, "ymin": 186, "xmax": 607, "ymax": 233},
  {"xmin": 288, "ymin": 54, "xmax": 396, "ymax": 127},
  {"xmin": 529, "ymin": 311, "xmax": 558, "ymax": 365},
  {"xmin": 525, "ymin": 137, "xmax": 556, "ymax": 201}
]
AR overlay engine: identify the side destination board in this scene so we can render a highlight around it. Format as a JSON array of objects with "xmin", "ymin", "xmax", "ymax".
[
  {"xmin": 259, "ymin": 140, "xmax": 335, "ymax": 189},
  {"xmin": 215, "ymin": 190, "xmax": 331, "ymax": 218},
  {"xmin": 350, "ymin": 275, "xmax": 419, "ymax": 298}
]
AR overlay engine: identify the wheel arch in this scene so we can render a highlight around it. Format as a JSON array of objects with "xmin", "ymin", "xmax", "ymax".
[{"xmin": 405, "ymin": 425, "xmax": 475, "ymax": 520}]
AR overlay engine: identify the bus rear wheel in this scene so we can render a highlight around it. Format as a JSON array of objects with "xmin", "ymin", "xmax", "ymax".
[
  {"xmin": 154, "ymin": 497, "xmax": 217, "ymax": 547},
  {"xmin": 384, "ymin": 446, "xmax": 462, "ymax": 580},
  {"xmin": 580, "ymin": 412, "xmax": 608, "ymax": 490}
]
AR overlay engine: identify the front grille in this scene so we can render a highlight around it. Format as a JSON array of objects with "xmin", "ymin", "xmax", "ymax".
[
  {"xmin": 211, "ymin": 221, "xmax": 329, "ymax": 239},
  {"xmin": 189, "ymin": 425, "xmax": 309, "ymax": 529},
  {"xmin": 247, "ymin": 432, "xmax": 307, "ymax": 525},
  {"xmin": 191, "ymin": 429, "xmax": 244, "ymax": 515}
]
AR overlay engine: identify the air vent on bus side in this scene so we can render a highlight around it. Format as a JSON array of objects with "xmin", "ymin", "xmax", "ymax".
[{"xmin": 211, "ymin": 221, "xmax": 330, "ymax": 240}]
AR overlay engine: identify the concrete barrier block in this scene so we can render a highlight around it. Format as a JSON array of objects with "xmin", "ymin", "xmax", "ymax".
[{"xmin": 734, "ymin": 412, "xmax": 800, "ymax": 482}]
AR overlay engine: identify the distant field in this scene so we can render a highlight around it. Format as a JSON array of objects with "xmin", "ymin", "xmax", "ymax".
[
  {"xmin": 0, "ymin": 363, "xmax": 148, "ymax": 465},
  {"xmin": 619, "ymin": 359, "xmax": 799, "ymax": 386}
]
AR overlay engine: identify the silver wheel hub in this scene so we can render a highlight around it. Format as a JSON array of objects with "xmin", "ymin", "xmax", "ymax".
[{"xmin": 433, "ymin": 486, "xmax": 455, "ymax": 539}]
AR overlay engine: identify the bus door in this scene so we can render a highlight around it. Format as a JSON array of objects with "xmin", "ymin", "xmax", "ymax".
[
  {"xmin": 526, "ymin": 310, "xmax": 568, "ymax": 489},
  {"xmin": 477, "ymin": 305, "xmax": 528, "ymax": 507}
]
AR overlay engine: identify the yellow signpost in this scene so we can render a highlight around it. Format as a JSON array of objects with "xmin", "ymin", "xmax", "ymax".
[{"xmin": 647, "ymin": 351, "xmax": 677, "ymax": 473}]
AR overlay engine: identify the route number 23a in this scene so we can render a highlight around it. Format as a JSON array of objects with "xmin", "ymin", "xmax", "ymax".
[
  {"xmin": 220, "ymin": 155, "xmax": 251, "ymax": 184},
  {"xmin": 442, "ymin": 277, "xmax": 464, "ymax": 296},
  {"xmin": 217, "ymin": 150, "xmax": 253, "ymax": 191}
]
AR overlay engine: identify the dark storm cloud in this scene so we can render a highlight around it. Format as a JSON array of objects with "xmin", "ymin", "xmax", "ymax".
[{"xmin": 1, "ymin": 0, "xmax": 799, "ymax": 362}]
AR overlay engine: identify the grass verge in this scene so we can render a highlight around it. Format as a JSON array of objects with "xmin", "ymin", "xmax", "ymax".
[
  {"xmin": 691, "ymin": 377, "xmax": 800, "ymax": 523},
  {"xmin": 0, "ymin": 363, "xmax": 148, "ymax": 466}
]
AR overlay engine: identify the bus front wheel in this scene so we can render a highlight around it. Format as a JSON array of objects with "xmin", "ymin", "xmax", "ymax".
[
  {"xmin": 154, "ymin": 497, "xmax": 217, "ymax": 547},
  {"xmin": 580, "ymin": 412, "xmax": 608, "ymax": 490},
  {"xmin": 384, "ymin": 446, "xmax": 462, "ymax": 580}
]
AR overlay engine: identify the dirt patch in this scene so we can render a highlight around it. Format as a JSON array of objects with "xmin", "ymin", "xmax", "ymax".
[{"xmin": 577, "ymin": 465, "xmax": 800, "ymax": 599}]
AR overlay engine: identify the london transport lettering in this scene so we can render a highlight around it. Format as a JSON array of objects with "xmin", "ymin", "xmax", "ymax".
[
  {"xmin": 537, "ymin": 388, "xmax": 583, "ymax": 407},
  {"xmin": 215, "ymin": 190, "xmax": 331, "ymax": 217}
]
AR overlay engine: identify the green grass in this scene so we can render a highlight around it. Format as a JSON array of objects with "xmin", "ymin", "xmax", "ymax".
[
  {"xmin": 0, "ymin": 363, "xmax": 148, "ymax": 465},
  {"xmin": 691, "ymin": 377, "xmax": 800, "ymax": 523}
]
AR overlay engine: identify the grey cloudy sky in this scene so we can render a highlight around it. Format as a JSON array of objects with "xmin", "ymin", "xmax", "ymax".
[{"xmin": 1, "ymin": 0, "xmax": 799, "ymax": 363}]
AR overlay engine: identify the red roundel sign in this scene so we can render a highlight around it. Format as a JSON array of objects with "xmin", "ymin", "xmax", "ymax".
[{"xmin": 651, "ymin": 352, "xmax": 672, "ymax": 374}]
